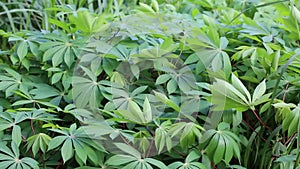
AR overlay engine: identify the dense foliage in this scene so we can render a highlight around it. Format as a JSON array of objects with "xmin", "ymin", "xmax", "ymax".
[{"xmin": 1, "ymin": 0, "xmax": 300, "ymax": 169}]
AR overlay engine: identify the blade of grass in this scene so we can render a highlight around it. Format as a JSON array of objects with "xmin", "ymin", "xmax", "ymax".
[
  {"xmin": 227, "ymin": 0, "xmax": 289, "ymax": 26},
  {"xmin": 267, "ymin": 51, "xmax": 300, "ymax": 117},
  {"xmin": 259, "ymin": 126, "xmax": 282, "ymax": 169},
  {"xmin": 0, "ymin": 1, "xmax": 16, "ymax": 32}
]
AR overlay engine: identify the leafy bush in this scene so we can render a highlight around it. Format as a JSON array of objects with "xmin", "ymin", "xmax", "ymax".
[{"xmin": 1, "ymin": 0, "xmax": 300, "ymax": 169}]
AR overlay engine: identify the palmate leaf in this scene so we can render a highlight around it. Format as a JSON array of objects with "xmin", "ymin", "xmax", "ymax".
[
  {"xmin": 154, "ymin": 121, "xmax": 172, "ymax": 154},
  {"xmin": 8, "ymin": 36, "xmax": 40, "ymax": 70},
  {"xmin": 168, "ymin": 151, "xmax": 207, "ymax": 169},
  {"xmin": 273, "ymin": 102, "xmax": 300, "ymax": 137},
  {"xmin": 210, "ymin": 73, "xmax": 270, "ymax": 111},
  {"xmin": 199, "ymin": 123, "xmax": 241, "ymax": 164},
  {"xmin": 106, "ymin": 151, "xmax": 168, "ymax": 169},
  {"xmin": 24, "ymin": 109, "xmax": 60, "ymax": 122},
  {"xmin": 153, "ymin": 91, "xmax": 180, "ymax": 112},
  {"xmin": 159, "ymin": 66, "xmax": 198, "ymax": 93},
  {"xmin": 116, "ymin": 98, "xmax": 152, "ymax": 124},
  {"xmin": 0, "ymin": 67, "xmax": 22, "ymax": 97},
  {"xmin": 69, "ymin": 9, "xmax": 107, "ymax": 34},
  {"xmin": 130, "ymin": 38, "xmax": 179, "ymax": 70},
  {"xmin": 72, "ymin": 66, "xmax": 103, "ymax": 109},
  {"xmin": 11, "ymin": 88, "xmax": 59, "ymax": 109},
  {"xmin": 0, "ymin": 109, "xmax": 28, "ymax": 146},
  {"xmin": 187, "ymin": 29, "xmax": 232, "ymax": 78},
  {"xmin": 39, "ymin": 31, "xmax": 85, "ymax": 67},
  {"xmin": 168, "ymin": 122, "xmax": 204, "ymax": 148},
  {"xmin": 48, "ymin": 123, "xmax": 105, "ymax": 164},
  {"xmin": 26, "ymin": 133, "xmax": 51, "ymax": 157},
  {"xmin": 0, "ymin": 111, "xmax": 27, "ymax": 131},
  {"xmin": 102, "ymin": 82, "xmax": 148, "ymax": 111},
  {"xmin": 0, "ymin": 142, "xmax": 38, "ymax": 169},
  {"xmin": 29, "ymin": 84, "xmax": 60, "ymax": 99}
]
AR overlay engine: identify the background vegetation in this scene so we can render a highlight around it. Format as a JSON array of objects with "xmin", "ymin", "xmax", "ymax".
[{"xmin": 1, "ymin": 0, "xmax": 300, "ymax": 169}]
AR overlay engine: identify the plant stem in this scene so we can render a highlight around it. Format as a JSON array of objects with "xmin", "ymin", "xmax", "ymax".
[
  {"xmin": 146, "ymin": 138, "xmax": 154, "ymax": 158},
  {"xmin": 242, "ymin": 119, "xmax": 267, "ymax": 142},
  {"xmin": 56, "ymin": 159, "xmax": 63, "ymax": 169},
  {"xmin": 30, "ymin": 119, "xmax": 35, "ymax": 134},
  {"xmin": 282, "ymin": 83, "xmax": 289, "ymax": 101},
  {"xmin": 252, "ymin": 109, "xmax": 270, "ymax": 130}
]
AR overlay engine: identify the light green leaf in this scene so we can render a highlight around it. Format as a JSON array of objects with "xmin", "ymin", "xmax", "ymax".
[
  {"xmin": 64, "ymin": 47, "xmax": 74, "ymax": 67},
  {"xmin": 114, "ymin": 143, "xmax": 141, "ymax": 159},
  {"xmin": 213, "ymin": 136, "xmax": 225, "ymax": 163},
  {"xmin": 61, "ymin": 139, "xmax": 73, "ymax": 163},
  {"xmin": 17, "ymin": 41, "xmax": 28, "ymax": 60},
  {"xmin": 143, "ymin": 97, "xmax": 152, "ymax": 123},
  {"xmin": 185, "ymin": 151, "xmax": 201, "ymax": 163},
  {"xmin": 131, "ymin": 86, "xmax": 148, "ymax": 97},
  {"xmin": 48, "ymin": 136, "xmax": 66, "ymax": 150},
  {"xmin": 167, "ymin": 79, "xmax": 177, "ymax": 94},
  {"xmin": 145, "ymin": 158, "xmax": 168, "ymax": 169},
  {"xmin": 73, "ymin": 140, "xmax": 87, "ymax": 164},
  {"xmin": 106, "ymin": 154, "xmax": 136, "ymax": 166},
  {"xmin": 231, "ymin": 74, "xmax": 251, "ymax": 103},
  {"xmin": 156, "ymin": 74, "xmax": 171, "ymax": 85},
  {"xmin": 12, "ymin": 125, "xmax": 22, "ymax": 147},
  {"xmin": 52, "ymin": 46, "xmax": 66, "ymax": 67},
  {"xmin": 252, "ymin": 80, "xmax": 266, "ymax": 102}
]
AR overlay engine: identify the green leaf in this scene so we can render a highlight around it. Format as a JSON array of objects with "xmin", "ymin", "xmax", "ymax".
[
  {"xmin": 168, "ymin": 161, "xmax": 183, "ymax": 169},
  {"xmin": 184, "ymin": 53, "xmax": 199, "ymax": 65},
  {"xmin": 64, "ymin": 47, "xmax": 74, "ymax": 67},
  {"xmin": 185, "ymin": 151, "xmax": 201, "ymax": 163},
  {"xmin": 151, "ymin": 0, "xmax": 159, "ymax": 12},
  {"xmin": 167, "ymin": 79, "xmax": 177, "ymax": 94},
  {"xmin": 252, "ymin": 80, "xmax": 266, "ymax": 102},
  {"xmin": 156, "ymin": 74, "xmax": 171, "ymax": 85},
  {"xmin": 205, "ymin": 133, "xmax": 219, "ymax": 160},
  {"xmin": 155, "ymin": 124, "xmax": 172, "ymax": 154},
  {"xmin": 11, "ymin": 141, "xmax": 19, "ymax": 157},
  {"xmin": 17, "ymin": 41, "xmax": 28, "ymax": 60},
  {"xmin": 73, "ymin": 140, "xmax": 87, "ymax": 164},
  {"xmin": 61, "ymin": 139, "xmax": 73, "ymax": 163},
  {"xmin": 52, "ymin": 46, "xmax": 67, "ymax": 67},
  {"xmin": 145, "ymin": 158, "xmax": 168, "ymax": 169},
  {"xmin": 131, "ymin": 86, "xmax": 148, "ymax": 97},
  {"xmin": 21, "ymin": 157, "xmax": 39, "ymax": 168},
  {"xmin": 224, "ymin": 136, "xmax": 234, "ymax": 164},
  {"xmin": 153, "ymin": 91, "xmax": 180, "ymax": 112},
  {"xmin": 52, "ymin": 72, "xmax": 63, "ymax": 84},
  {"xmin": 114, "ymin": 143, "xmax": 141, "ymax": 159},
  {"xmin": 139, "ymin": 2, "xmax": 155, "ymax": 13},
  {"xmin": 12, "ymin": 125, "xmax": 22, "ymax": 147},
  {"xmin": 143, "ymin": 97, "xmax": 152, "ymax": 123},
  {"xmin": 76, "ymin": 167, "xmax": 100, "ymax": 169},
  {"xmin": 27, "ymin": 133, "xmax": 51, "ymax": 156},
  {"xmin": 43, "ymin": 45, "xmax": 64, "ymax": 62},
  {"xmin": 117, "ymin": 100, "xmax": 149, "ymax": 124},
  {"xmin": 106, "ymin": 154, "xmax": 137, "ymax": 166},
  {"xmin": 48, "ymin": 136, "xmax": 66, "ymax": 150},
  {"xmin": 213, "ymin": 135, "xmax": 225, "ymax": 163},
  {"xmin": 231, "ymin": 74, "xmax": 251, "ymax": 103}
]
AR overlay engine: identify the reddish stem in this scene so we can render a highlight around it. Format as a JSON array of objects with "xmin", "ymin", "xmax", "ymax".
[
  {"xmin": 30, "ymin": 119, "xmax": 35, "ymax": 134},
  {"xmin": 252, "ymin": 109, "xmax": 270, "ymax": 130},
  {"xmin": 282, "ymin": 83, "xmax": 289, "ymax": 101},
  {"xmin": 284, "ymin": 133, "xmax": 296, "ymax": 146},
  {"xmin": 56, "ymin": 159, "xmax": 63, "ymax": 169},
  {"xmin": 211, "ymin": 162, "xmax": 218, "ymax": 169},
  {"xmin": 242, "ymin": 119, "xmax": 267, "ymax": 142},
  {"xmin": 146, "ymin": 139, "xmax": 154, "ymax": 158}
]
